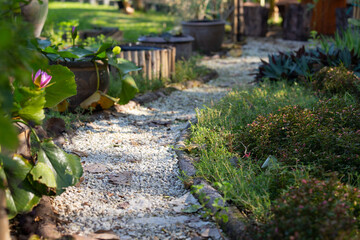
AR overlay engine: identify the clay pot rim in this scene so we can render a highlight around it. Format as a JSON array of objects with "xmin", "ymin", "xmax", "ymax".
[
  {"xmin": 181, "ymin": 19, "xmax": 226, "ymax": 26},
  {"xmin": 138, "ymin": 35, "xmax": 194, "ymax": 44}
]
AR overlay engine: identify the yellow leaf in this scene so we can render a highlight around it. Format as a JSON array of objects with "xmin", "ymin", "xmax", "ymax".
[{"xmin": 80, "ymin": 91, "xmax": 119, "ymax": 110}]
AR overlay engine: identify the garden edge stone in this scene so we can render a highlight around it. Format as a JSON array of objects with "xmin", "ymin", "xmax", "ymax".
[{"xmin": 175, "ymin": 120, "xmax": 248, "ymax": 240}]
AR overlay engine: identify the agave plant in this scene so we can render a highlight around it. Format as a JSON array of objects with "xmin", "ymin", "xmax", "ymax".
[{"xmin": 256, "ymin": 44, "xmax": 360, "ymax": 83}]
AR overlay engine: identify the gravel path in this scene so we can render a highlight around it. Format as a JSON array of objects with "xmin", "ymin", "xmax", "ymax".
[{"xmin": 53, "ymin": 38, "xmax": 307, "ymax": 239}]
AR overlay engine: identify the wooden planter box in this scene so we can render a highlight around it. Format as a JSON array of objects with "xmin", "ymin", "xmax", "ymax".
[{"xmin": 117, "ymin": 45, "xmax": 176, "ymax": 80}]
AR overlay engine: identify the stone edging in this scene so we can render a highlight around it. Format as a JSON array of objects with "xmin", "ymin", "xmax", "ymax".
[{"xmin": 174, "ymin": 120, "xmax": 247, "ymax": 240}]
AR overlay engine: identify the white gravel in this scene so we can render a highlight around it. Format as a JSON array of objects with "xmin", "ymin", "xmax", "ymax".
[{"xmin": 52, "ymin": 37, "xmax": 307, "ymax": 239}]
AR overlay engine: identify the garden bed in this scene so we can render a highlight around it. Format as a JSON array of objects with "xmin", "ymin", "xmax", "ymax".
[{"xmin": 186, "ymin": 29, "xmax": 360, "ymax": 239}]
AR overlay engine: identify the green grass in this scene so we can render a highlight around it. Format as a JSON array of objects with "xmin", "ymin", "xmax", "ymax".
[
  {"xmin": 44, "ymin": 2, "xmax": 174, "ymax": 42},
  {"xmin": 188, "ymin": 82, "xmax": 319, "ymax": 221}
]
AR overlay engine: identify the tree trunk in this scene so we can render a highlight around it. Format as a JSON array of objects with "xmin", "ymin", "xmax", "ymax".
[
  {"xmin": 232, "ymin": 0, "xmax": 245, "ymax": 42},
  {"xmin": 0, "ymin": 189, "xmax": 11, "ymax": 240}
]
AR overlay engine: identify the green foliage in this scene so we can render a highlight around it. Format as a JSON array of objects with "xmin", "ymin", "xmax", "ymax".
[
  {"xmin": 12, "ymin": 86, "xmax": 46, "ymax": 125},
  {"xmin": 240, "ymin": 98, "xmax": 360, "ymax": 179},
  {"xmin": 45, "ymin": 65, "xmax": 77, "ymax": 108},
  {"xmin": 256, "ymin": 177, "xmax": 360, "ymax": 240},
  {"xmin": 312, "ymin": 65, "xmax": 360, "ymax": 97},
  {"xmin": 256, "ymin": 45, "xmax": 360, "ymax": 83},
  {"xmin": 1, "ymin": 138, "xmax": 83, "ymax": 219},
  {"xmin": 111, "ymin": 56, "xmax": 211, "ymax": 95},
  {"xmin": 188, "ymin": 183, "xmax": 229, "ymax": 223},
  {"xmin": 0, "ymin": 0, "xmax": 83, "ymax": 219},
  {"xmin": 35, "ymin": 139, "xmax": 83, "ymax": 195},
  {"xmin": 107, "ymin": 55, "xmax": 141, "ymax": 104},
  {"xmin": 33, "ymin": 38, "xmax": 141, "ymax": 105},
  {"xmin": 0, "ymin": 154, "xmax": 41, "ymax": 219},
  {"xmin": 321, "ymin": 27, "xmax": 360, "ymax": 57},
  {"xmin": 172, "ymin": 56, "xmax": 211, "ymax": 83}
]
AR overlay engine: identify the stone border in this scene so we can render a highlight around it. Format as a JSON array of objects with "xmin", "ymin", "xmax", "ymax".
[{"xmin": 175, "ymin": 121, "xmax": 247, "ymax": 240}]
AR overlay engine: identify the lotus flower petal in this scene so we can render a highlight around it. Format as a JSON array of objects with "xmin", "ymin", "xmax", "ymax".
[{"xmin": 32, "ymin": 70, "xmax": 52, "ymax": 89}]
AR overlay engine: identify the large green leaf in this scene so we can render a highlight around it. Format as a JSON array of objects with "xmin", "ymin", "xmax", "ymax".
[
  {"xmin": 13, "ymin": 86, "xmax": 46, "ymax": 125},
  {"xmin": 57, "ymin": 51, "xmax": 79, "ymax": 59},
  {"xmin": 29, "ymin": 162, "xmax": 57, "ymax": 196},
  {"xmin": 0, "ymin": 154, "xmax": 40, "ymax": 219},
  {"xmin": 37, "ymin": 139, "xmax": 83, "ymax": 195},
  {"xmin": 0, "ymin": 114, "xmax": 18, "ymax": 149},
  {"xmin": 108, "ymin": 56, "xmax": 141, "ymax": 74},
  {"xmin": 68, "ymin": 47, "xmax": 93, "ymax": 59},
  {"xmin": 44, "ymin": 65, "xmax": 77, "ymax": 108},
  {"xmin": 118, "ymin": 75, "xmax": 139, "ymax": 105}
]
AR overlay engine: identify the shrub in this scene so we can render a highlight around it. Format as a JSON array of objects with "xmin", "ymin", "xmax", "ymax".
[
  {"xmin": 240, "ymin": 98, "xmax": 360, "ymax": 177},
  {"xmin": 312, "ymin": 65, "xmax": 360, "ymax": 97},
  {"xmin": 260, "ymin": 177, "xmax": 360, "ymax": 240}
]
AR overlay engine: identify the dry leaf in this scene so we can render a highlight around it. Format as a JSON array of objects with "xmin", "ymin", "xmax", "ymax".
[
  {"xmin": 52, "ymin": 100, "xmax": 69, "ymax": 112},
  {"xmin": 80, "ymin": 90, "xmax": 119, "ymax": 110},
  {"xmin": 108, "ymin": 171, "xmax": 132, "ymax": 186},
  {"xmin": 71, "ymin": 150, "xmax": 89, "ymax": 157}
]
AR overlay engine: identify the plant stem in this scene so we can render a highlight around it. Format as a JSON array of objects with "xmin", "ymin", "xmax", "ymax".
[
  {"xmin": 94, "ymin": 61, "xmax": 100, "ymax": 91},
  {"xmin": 0, "ymin": 188, "xmax": 10, "ymax": 240},
  {"xmin": 12, "ymin": 119, "xmax": 41, "ymax": 143}
]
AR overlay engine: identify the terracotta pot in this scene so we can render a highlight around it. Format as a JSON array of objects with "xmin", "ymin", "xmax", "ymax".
[
  {"xmin": 138, "ymin": 35, "xmax": 194, "ymax": 60},
  {"xmin": 56, "ymin": 60, "xmax": 110, "ymax": 108},
  {"xmin": 21, "ymin": 0, "xmax": 49, "ymax": 38},
  {"xmin": 181, "ymin": 20, "xmax": 225, "ymax": 53}
]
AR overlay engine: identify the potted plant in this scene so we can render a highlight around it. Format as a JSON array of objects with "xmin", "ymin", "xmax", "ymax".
[
  {"xmin": 31, "ymin": 27, "xmax": 141, "ymax": 111},
  {"xmin": 170, "ymin": 0, "xmax": 226, "ymax": 53}
]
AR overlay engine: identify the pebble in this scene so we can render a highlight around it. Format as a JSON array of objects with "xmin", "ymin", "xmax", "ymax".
[{"xmin": 52, "ymin": 38, "xmax": 307, "ymax": 239}]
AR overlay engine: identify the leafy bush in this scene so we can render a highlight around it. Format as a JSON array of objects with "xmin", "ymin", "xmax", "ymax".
[
  {"xmin": 240, "ymin": 98, "xmax": 360, "ymax": 178},
  {"xmin": 312, "ymin": 65, "xmax": 360, "ymax": 97},
  {"xmin": 256, "ymin": 45, "xmax": 360, "ymax": 83},
  {"xmin": 255, "ymin": 177, "xmax": 360, "ymax": 240}
]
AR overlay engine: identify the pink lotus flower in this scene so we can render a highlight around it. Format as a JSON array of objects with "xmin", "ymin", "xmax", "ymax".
[{"xmin": 32, "ymin": 70, "xmax": 52, "ymax": 89}]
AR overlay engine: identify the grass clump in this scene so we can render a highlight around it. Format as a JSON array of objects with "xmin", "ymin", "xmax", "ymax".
[{"xmin": 172, "ymin": 56, "xmax": 211, "ymax": 83}]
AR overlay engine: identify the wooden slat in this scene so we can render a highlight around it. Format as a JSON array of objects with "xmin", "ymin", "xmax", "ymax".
[
  {"xmin": 131, "ymin": 51, "xmax": 138, "ymax": 67},
  {"xmin": 170, "ymin": 47, "xmax": 176, "ymax": 78},
  {"xmin": 155, "ymin": 50, "xmax": 161, "ymax": 79},
  {"xmin": 145, "ymin": 51, "xmax": 152, "ymax": 80},
  {"xmin": 138, "ymin": 50, "xmax": 146, "ymax": 78}
]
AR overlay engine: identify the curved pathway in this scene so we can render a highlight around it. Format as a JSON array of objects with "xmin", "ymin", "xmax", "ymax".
[{"xmin": 53, "ymin": 38, "xmax": 306, "ymax": 239}]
